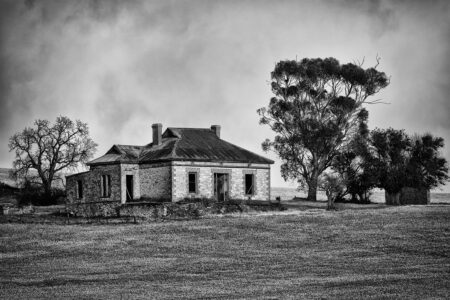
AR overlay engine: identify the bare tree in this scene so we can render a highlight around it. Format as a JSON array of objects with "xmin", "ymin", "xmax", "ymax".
[{"xmin": 8, "ymin": 116, "xmax": 97, "ymax": 198}]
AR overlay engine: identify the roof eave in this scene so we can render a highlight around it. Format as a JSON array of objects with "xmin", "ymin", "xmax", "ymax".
[
  {"xmin": 139, "ymin": 158, "xmax": 273, "ymax": 164},
  {"xmin": 65, "ymin": 170, "xmax": 90, "ymax": 178},
  {"xmin": 87, "ymin": 160, "xmax": 139, "ymax": 166}
]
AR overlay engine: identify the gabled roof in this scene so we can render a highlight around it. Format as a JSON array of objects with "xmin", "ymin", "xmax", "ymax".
[
  {"xmin": 87, "ymin": 127, "xmax": 274, "ymax": 166},
  {"xmin": 87, "ymin": 145, "xmax": 142, "ymax": 165}
]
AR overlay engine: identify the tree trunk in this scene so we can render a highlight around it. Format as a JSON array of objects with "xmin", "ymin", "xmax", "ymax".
[
  {"xmin": 358, "ymin": 193, "xmax": 364, "ymax": 203},
  {"xmin": 43, "ymin": 181, "xmax": 52, "ymax": 199},
  {"xmin": 307, "ymin": 178, "xmax": 318, "ymax": 201},
  {"xmin": 326, "ymin": 192, "xmax": 335, "ymax": 210},
  {"xmin": 385, "ymin": 191, "xmax": 400, "ymax": 205}
]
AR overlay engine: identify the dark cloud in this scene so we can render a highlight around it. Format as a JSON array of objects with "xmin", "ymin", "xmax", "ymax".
[
  {"xmin": 0, "ymin": 0, "xmax": 449, "ymax": 190},
  {"xmin": 95, "ymin": 73, "xmax": 148, "ymax": 135},
  {"xmin": 338, "ymin": 0, "xmax": 399, "ymax": 37}
]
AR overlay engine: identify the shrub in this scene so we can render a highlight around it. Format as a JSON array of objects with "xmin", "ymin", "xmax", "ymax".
[{"xmin": 18, "ymin": 184, "xmax": 66, "ymax": 207}]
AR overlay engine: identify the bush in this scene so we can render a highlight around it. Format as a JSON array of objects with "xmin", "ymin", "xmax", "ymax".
[
  {"xmin": 0, "ymin": 182, "xmax": 19, "ymax": 197},
  {"xmin": 18, "ymin": 184, "xmax": 66, "ymax": 207}
]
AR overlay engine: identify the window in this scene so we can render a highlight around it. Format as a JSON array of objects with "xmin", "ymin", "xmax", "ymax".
[
  {"xmin": 245, "ymin": 174, "xmax": 254, "ymax": 195},
  {"xmin": 101, "ymin": 175, "xmax": 111, "ymax": 197},
  {"xmin": 77, "ymin": 180, "xmax": 83, "ymax": 199},
  {"xmin": 126, "ymin": 175, "xmax": 133, "ymax": 201},
  {"xmin": 188, "ymin": 172, "xmax": 197, "ymax": 194}
]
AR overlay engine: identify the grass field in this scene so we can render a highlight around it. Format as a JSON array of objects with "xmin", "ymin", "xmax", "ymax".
[{"xmin": 1, "ymin": 204, "xmax": 450, "ymax": 299}]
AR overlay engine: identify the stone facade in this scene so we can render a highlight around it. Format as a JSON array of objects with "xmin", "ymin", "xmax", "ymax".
[
  {"xmin": 67, "ymin": 161, "xmax": 271, "ymax": 203},
  {"xmin": 121, "ymin": 164, "xmax": 140, "ymax": 203},
  {"xmin": 139, "ymin": 163, "xmax": 172, "ymax": 200},
  {"xmin": 66, "ymin": 164, "xmax": 121, "ymax": 204},
  {"xmin": 171, "ymin": 161, "xmax": 270, "ymax": 201}
]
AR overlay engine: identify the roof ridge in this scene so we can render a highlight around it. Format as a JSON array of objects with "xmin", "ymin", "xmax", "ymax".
[
  {"xmin": 116, "ymin": 144, "xmax": 143, "ymax": 148},
  {"xmin": 169, "ymin": 137, "xmax": 181, "ymax": 159},
  {"xmin": 167, "ymin": 127, "xmax": 212, "ymax": 130}
]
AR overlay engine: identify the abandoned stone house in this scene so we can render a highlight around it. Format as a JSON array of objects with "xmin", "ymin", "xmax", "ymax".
[{"xmin": 66, "ymin": 124, "xmax": 274, "ymax": 203}]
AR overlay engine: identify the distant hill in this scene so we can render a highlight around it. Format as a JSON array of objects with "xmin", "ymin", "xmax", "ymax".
[
  {"xmin": 0, "ymin": 168, "xmax": 68, "ymax": 189},
  {"xmin": 0, "ymin": 168, "xmax": 18, "ymax": 188}
]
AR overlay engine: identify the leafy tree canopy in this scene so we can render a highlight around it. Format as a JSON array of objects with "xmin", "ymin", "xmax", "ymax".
[
  {"xmin": 407, "ymin": 133, "xmax": 448, "ymax": 189},
  {"xmin": 258, "ymin": 57, "xmax": 389, "ymax": 201},
  {"xmin": 367, "ymin": 129, "xmax": 448, "ymax": 194},
  {"xmin": 366, "ymin": 128, "xmax": 411, "ymax": 194}
]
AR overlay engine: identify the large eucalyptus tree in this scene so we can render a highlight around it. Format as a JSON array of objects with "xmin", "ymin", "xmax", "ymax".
[{"xmin": 258, "ymin": 57, "xmax": 389, "ymax": 201}]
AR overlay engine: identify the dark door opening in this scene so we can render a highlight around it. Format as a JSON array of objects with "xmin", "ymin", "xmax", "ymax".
[
  {"xmin": 126, "ymin": 175, "xmax": 133, "ymax": 202},
  {"xmin": 214, "ymin": 173, "xmax": 229, "ymax": 202}
]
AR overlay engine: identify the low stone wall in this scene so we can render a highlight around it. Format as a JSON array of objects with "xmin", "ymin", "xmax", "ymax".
[
  {"xmin": 118, "ymin": 202, "xmax": 201, "ymax": 220},
  {"xmin": 66, "ymin": 198, "xmax": 284, "ymax": 221},
  {"xmin": 400, "ymin": 187, "xmax": 430, "ymax": 205},
  {"xmin": 118, "ymin": 199, "xmax": 284, "ymax": 221},
  {"xmin": 68, "ymin": 200, "xmax": 121, "ymax": 218}
]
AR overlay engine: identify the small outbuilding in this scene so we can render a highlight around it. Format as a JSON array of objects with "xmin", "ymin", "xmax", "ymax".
[
  {"xmin": 385, "ymin": 187, "xmax": 430, "ymax": 205},
  {"xmin": 66, "ymin": 124, "xmax": 274, "ymax": 203}
]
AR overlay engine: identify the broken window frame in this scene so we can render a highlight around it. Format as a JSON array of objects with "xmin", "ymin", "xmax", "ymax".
[
  {"xmin": 100, "ymin": 174, "xmax": 111, "ymax": 197},
  {"xmin": 77, "ymin": 180, "xmax": 83, "ymax": 199},
  {"xmin": 188, "ymin": 172, "xmax": 198, "ymax": 194},
  {"xmin": 244, "ymin": 173, "xmax": 255, "ymax": 196}
]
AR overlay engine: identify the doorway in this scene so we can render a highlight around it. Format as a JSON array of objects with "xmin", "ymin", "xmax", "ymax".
[
  {"xmin": 126, "ymin": 175, "xmax": 133, "ymax": 202},
  {"xmin": 214, "ymin": 173, "xmax": 229, "ymax": 202}
]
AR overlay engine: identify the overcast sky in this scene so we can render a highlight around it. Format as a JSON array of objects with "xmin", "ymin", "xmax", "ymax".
[{"xmin": 0, "ymin": 0, "xmax": 449, "ymax": 191}]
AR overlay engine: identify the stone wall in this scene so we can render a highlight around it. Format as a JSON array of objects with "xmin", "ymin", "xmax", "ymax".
[
  {"xmin": 385, "ymin": 187, "xmax": 430, "ymax": 205},
  {"xmin": 67, "ymin": 161, "xmax": 272, "ymax": 203},
  {"xmin": 385, "ymin": 191, "xmax": 401, "ymax": 205},
  {"xmin": 66, "ymin": 171, "xmax": 89, "ymax": 204},
  {"xmin": 66, "ymin": 164, "xmax": 121, "ymax": 203},
  {"xmin": 121, "ymin": 164, "xmax": 140, "ymax": 203},
  {"xmin": 118, "ymin": 199, "xmax": 284, "ymax": 221},
  {"xmin": 400, "ymin": 187, "xmax": 430, "ymax": 205},
  {"xmin": 171, "ymin": 162, "xmax": 271, "ymax": 201},
  {"xmin": 139, "ymin": 163, "xmax": 172, "ymax": 200},
  {"xmin": 69, "ymin": 200, "xmax": 121, "ymax": 217}
]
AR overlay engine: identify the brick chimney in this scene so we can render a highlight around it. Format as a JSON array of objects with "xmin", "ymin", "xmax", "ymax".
[
  {"xmin": 152, "ymin": 123, "xmax": 162, "ymax": 146},
  {"xmin": 211, "ymin": 125, "xmax": 221, "ymax": 138}
]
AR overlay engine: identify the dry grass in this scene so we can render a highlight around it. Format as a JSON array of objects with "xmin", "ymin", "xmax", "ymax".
[{"xmin": 1, "ymin": 205, "xmax": 449, "ymax": 299}]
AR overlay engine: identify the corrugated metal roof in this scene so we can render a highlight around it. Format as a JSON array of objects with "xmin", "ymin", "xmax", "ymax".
[
  {"xmin": 87, "ymin": 153, "xmax": 125, "ymax": 165},
  {"xmin": 87, "ymin": 127, "xmax": 274, "ymax": 165}
]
